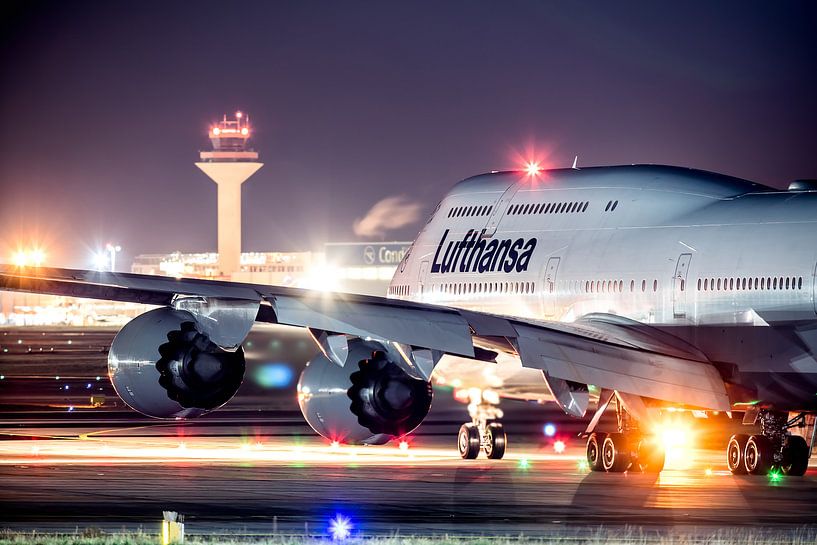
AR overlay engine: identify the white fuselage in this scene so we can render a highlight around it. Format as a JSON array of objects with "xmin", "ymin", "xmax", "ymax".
[{"xmin": 388, "ymin": 166, "xmax": 817, "ymax": 410}]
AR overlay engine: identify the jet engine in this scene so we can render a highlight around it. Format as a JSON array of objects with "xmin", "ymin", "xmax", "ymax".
[
  {"xmin": 108, "ymin": 307, "xmax": 246, "ymax": 419},
  {"xmin": 297, "ymin": 339, "xmax": 433, "ymax": 445}
]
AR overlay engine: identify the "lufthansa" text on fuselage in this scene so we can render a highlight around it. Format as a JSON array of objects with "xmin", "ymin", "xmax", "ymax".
[{"xmin": 430, "ymin": 229, "xmax": 537, "ymax": 274}]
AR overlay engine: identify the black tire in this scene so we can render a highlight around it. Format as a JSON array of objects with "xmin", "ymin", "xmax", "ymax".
[
  {"xmin": 602, "ymin": 432, "xmax": 630, "ymax": 472},
  {"xmin": 745, "ymin": 434, "xmax": 773, "ymax": 475},
  {"xmin": 726, "ymin": 434, "xmax": 749, "ymax": 475},
  {"xmin": 636, "ymin": 437, "xmax": 665, "ymax": 473},
  {"xmin": 485, "ymin": 423, "xmax": 506, "ymax": 459},
  {"xmin": 458, "ymin": 423, "xmax": 480, "ymax": 460},
  {"xmin": 780, "ymin": 435, "xmax": 809, "ymax": 476},
  {"xmin": 586, "ymin": 432, "xmax": 607, "ymax": 472}
]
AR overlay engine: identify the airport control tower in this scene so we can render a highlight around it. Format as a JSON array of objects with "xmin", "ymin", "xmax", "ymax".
[{"xmin": 195, "ymin": 111, "xmax": 263, "ymax": 278}]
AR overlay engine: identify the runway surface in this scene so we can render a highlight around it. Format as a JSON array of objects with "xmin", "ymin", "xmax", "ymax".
[
  {"xmin": 1, "ymin": 327, "xmax": 817, "ymax": 536},
  {"xmin": 1, "ymin": 427, "xmax": 816, "ymax": 534}
]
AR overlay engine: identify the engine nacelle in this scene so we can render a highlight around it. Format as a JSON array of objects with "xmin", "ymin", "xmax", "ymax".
[
  {"xmin": 297, "ymin": 339, "xmax": 433, "ymax": 445},
  {"xmin": 108, "ymin": 307, "xmax": 245, "ymax": 419}
]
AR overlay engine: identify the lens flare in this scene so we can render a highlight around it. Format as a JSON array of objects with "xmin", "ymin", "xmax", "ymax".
[
  {"xmin": 543, "ymin": 423, "xmax": 556, "ymax": 437},
  {"xmin": 553, "ymin": 440, "xmax": 566, "ymax": 454},
  {"xmin": 328, "ymin": 514, "xmax": 352, "ymax": 540},
  {"xmin": 253, "ymin": 363, "xmax": 294, "ymax": 388}
]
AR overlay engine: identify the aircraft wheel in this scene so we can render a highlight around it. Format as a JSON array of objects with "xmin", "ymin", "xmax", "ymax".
[
  {"xmin": 745, "ymin": 434, "xmax": 773, "ymax": 475},
  {"xmin": 484, "ymin": 422, "xmax": 506, "ymax": 460},
  {"xmin": 458, "ymin": 423, "xmax": 480, "ymax": 460},
  {"xmin": 602, "ymin": 432, "xmax": 630, "ymax": 472},
  {"xmin": 780, "ymin": 435, "xmax": 809, "ymax": 476},
  {"xmin": 586, "ymin": 432, "xmax": 607, "ymax": 472},
  {"xmin": 726, "ymin": 434, "xmax": 749, "ymax": 475},
  {"xmin": 636, "ymin": 437, "xmax": 665, "ymax": 473}
]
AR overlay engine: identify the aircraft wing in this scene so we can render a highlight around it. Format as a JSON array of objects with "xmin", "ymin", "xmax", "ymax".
[{"xmin": 0, "ymin": 265, "xmax": 730, "ymax": 412}]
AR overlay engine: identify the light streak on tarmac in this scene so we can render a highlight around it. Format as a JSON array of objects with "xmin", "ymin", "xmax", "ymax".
[{"xmin": 0, "ymin": 434, "xmax": 580, "ymax": 467}]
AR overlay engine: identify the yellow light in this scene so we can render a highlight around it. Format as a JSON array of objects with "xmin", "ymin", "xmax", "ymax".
[
  {"xmin": 651, "ymin": 417, "xmax": 697, "ymax": 470},
  {"xmin": 212, "ymin": 127, "xmax": 221, "ymax": 136},
  {"xmin": 705, "ymin": 468, "xmax": 713, "ymax": 476},
  {"xmin": 12, "ymin": 251, "xmax": 27, "ymax": 267},
  {"xmin": 162, "ymin": 520, "xmax": 169, "ymax": 545},
  {"xmin": 660, "ymin": 427, "xmax": 688, "ymax": 449},
  {"xmin": 241, "ymin": 127, "xmax": 249, "ymax": 135},
  {"xmin": 525, "ymin": 161, "xmax": 542, "ymax": 176},
  {"xmin": 12, "ymin": 248, "xmax": 45, "ymax": 267},
  {"xmin": 29, "ymin": 249, "xmax": 45, "ymax": 266}
]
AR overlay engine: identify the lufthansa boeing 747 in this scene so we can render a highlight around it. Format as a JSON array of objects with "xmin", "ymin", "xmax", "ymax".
[{"xmin": 2, "ymin": 164, "xmax": 816, "ymax": 476}]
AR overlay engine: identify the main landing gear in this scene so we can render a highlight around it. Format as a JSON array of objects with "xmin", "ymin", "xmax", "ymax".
[
  {"xmin": 727, "ymin": 411, "xmax": 811, "ymax": 476},
  {"xmin": 457, "ymin": 389, "xmax": 506, "ymax": 460},
  {"xmin": 584, "ymin": 392, "xmax": 665, "ymax": 473}
]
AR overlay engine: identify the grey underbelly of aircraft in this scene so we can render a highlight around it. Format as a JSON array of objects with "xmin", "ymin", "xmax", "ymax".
[{"xmin": 655, "ymin": 323, "xmax": 817, "ymax": 411}]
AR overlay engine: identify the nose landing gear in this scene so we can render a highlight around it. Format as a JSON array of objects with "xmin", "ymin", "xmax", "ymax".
[{"xmin": 456, "ymin": 389, "xmax": 507, "ymax": 460}]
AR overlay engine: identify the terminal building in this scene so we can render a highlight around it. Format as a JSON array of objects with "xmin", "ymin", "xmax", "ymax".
[{"xmin": 130, "ymin": 241, "xmax": 410, "ymax": 297}]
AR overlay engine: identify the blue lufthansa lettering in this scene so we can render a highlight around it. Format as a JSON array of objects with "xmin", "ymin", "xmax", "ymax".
[{"xmin": 431, "ymin": 229, "xmax": 537, "ymax": 274}]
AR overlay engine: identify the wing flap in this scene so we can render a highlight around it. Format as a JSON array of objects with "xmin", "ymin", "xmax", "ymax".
[{"xmin": 512, "ymin": 323, "xmax": 730, "ymax": 411}]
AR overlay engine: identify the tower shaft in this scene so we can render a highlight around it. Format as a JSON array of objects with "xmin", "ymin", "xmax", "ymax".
[
  {"xmin": 195, "ymin": 161, "xmax": 263, "ymax": 277},
  {"xmin": 217, "ymin": 179, "xmax": 243, "ymax": 278}
]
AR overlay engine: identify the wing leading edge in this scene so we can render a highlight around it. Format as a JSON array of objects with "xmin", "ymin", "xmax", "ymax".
[{"xmin": 0, "ymin": 265, "xmax": 730, "ymax": 411}]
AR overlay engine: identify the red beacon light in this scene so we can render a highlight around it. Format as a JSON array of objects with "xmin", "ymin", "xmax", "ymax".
[{"xmin": 525, "ymin": 161, "xmax": 542, "ymax": 176}]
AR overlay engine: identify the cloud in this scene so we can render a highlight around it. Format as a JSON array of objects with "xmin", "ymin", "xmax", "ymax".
[{"xmin": 353, "ymin": 195, "xmax": 424, "ymax": 238}]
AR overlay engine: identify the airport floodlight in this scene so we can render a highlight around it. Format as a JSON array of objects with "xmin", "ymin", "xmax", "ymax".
[
  {"xmin": 11, "ymin": 248, "xmax": 46, "ymax": 267},
  {"xmin": 12, "ymin": 251, "xmax": 27, "ymax": 267},
  {"xmin": 93, "ymin": 252, "xmax": 109, "ymax": 271}
]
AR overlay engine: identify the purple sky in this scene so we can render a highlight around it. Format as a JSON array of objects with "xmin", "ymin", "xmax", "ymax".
[{"xmin": 1, "ymin": 1, "xmax": 816, "ymax": 268}]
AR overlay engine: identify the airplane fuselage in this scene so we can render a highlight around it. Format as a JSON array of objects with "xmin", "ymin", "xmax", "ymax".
[{"xmin": 389, "ymin": 165, "xmax": 817, "ymax": 411}]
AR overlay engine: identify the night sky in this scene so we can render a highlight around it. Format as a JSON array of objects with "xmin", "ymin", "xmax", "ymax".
[{"xmin": 1, "ymin": 1, "xmax": 816, "ymax": 268}]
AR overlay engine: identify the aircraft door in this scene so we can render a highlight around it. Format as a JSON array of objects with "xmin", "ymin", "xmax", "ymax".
[
  {"xmin": 483, "ymin": 181, "xmax": 522, "ymax": 237},
  {"xmin": 543, "ymin": 257, "xmax": 560, "ymax": 317},
  {"xmin": 813, "ymin": 261, "xmax": 817, "ymax": 315},
  {"xmin": 418, "ymin": 260, "xmax": 429, "ymax": 297},
  {"xmin": 673, "ymin": 253, "xmax": 692, "ymax": 318}
]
